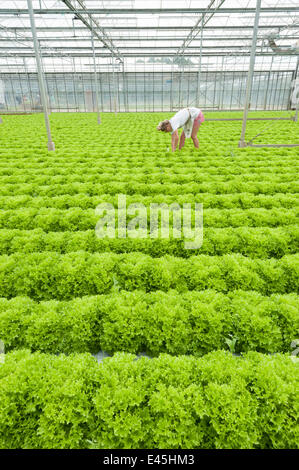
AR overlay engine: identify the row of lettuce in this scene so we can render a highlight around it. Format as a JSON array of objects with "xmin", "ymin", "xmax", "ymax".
[
  {"xmin": 0, "ymin": 181, "xmax": 298, "ymax": 196},
  {"xmin": 0, "ymin": 192, "xmax": 297, "ymax": 210},
  {"xmin": 0, "ymin": 150, "xmax": 296, "ymax": 163},
  {"xmin": 0, "ymin": 226, "xmax": 297, "ymax": 258},
  {"xmin": 0, "ymin": 173, "xmax": 296, "ymax": 185},
  {"xmin": 0, "ymin": 207, "xmax": 297, "ymax": 231},
  {"xmin": 0, "ymin": 164, "xmax": 296, "ymax": 177},
  {"xmin": 0, "ymin": 350, "xmax": 297, "ymax": 449},
  {"xmin": 0, "ymin": 252, "xmax": 298, "ymax": 301},
  {"xmin": 0, "ymin": 290, "xmax": 298, "ymax": 355}
]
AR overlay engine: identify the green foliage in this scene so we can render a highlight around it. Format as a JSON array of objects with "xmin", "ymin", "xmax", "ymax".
[
  {"xmin": 0, "ymin": 252, "xmax": 297, "ymax": 301},
  {"xmin": 0, "ymin": 350, "xmax": 298, "ymax": 449},
  {"xmin": 0, "ymin": 225, "xmax": 297, "ymax": 258},
  {"xmin": 0, "ymin": 192, "xmax": 296, "ymax": 211},
  {"xmin": 0, "ymin": 112, "xmax": 298, "ymax": 449},
  {"xmin": 0, "ymin": 206, "xmax": 296, "ymax": 231},
  {"xmin": 0, "ymin": 290, "xmax": 297, "ymax": 355},
  {"xmin": 0, "ymin": 180, "xmax": 297, "ymax": 197}
]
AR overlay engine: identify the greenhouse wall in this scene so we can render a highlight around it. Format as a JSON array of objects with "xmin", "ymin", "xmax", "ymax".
[{"xmin": 0, "ymin": 69, "xmax": 295, "ymax": 113}]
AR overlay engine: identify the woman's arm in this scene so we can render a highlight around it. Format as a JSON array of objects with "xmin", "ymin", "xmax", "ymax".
[
  {"xmin": 171, "ymin": 130, "xmax": 179, "ymax": 152},
  {"xmin": 179, "ymin": 131, "xmax": 186, "ymax": 150}
]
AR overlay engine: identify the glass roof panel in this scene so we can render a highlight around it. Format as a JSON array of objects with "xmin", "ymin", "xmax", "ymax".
[{"xmin": 0, "ymin": 0, "xmax": 297, "ymax": 72}]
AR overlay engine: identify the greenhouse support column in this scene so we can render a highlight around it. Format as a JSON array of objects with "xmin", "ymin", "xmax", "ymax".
[
  {"xmin": 196, "ymin": 15, "xmax": 204, "ymax": 106},
  {"xmin": 294, "ymin": 57, "xmax": 299, "ymax": 122},
  {"xmin": 27, "ymin": 0, "xmax": 55, "ymax": 151},
  {"xmin": 239, "ymin": 0, "xmax": 261, "ymax": 148},
  {"xmin": 182, "ymin": 65, "xmax": 185, "ymax": 108},
  {"xmin": 178, "ymin": 69, "xmax": 182, "ymax": 109},
  {"xmin": 122, "ymin": 61, "xmax": 127, "ymax": 112},
  {"xmin": 116, "ymin": 66, "xmax": 120, "ymax": 114},
  {"xmin": 219, "ymin": 56, "xmax": 225, "ymax": 109},
  {"xmin": 115, "ymin": 71, "xmax": 118, "ymax": 115},
  {"xmin": 24, "ymin": 57, "xmax": 34, "ymax": 112},
  {"xmin": 170, "ymin": 65, "xmax": 174, "ymax": 111},
  {"xmin": 38, "ymin": 41, "xmax": 51, "ymax": 114},
  {"xmin": 263, "ymin": 56, "xmax": 274, "ymax": 110},
  {"xmin": 91, "ymin": 29, "xmax": 101, "ymax": 124},
  {"xmin": 112, "ymin": 59, "xmax": 118, "ymax": 116}
]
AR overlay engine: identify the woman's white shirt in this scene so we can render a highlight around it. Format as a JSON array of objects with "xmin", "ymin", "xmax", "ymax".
[{"xmin": 169, "ymin": 107, "xmax": 201, "ymax": 138}]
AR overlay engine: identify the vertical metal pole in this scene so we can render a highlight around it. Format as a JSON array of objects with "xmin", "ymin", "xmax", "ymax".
[
  {"xmin": 24, "ymin": 57, "xmax": 33, "ymax": 112},
  {"xmin": 276, "ymin": 72, "xmax": 283, "ymax": 110},
  {"xmin": 219, "ymin": 56, "xmax": 225, "ymax": 109},
  {"xmin": 263, "ymin": 55, "xmax": 273, "ymax": 110},
  {"xmin": 63, "ymin": 69, "xmax": 70, "ymax": 112},
  {"xmin": 107, "ymin": 66, "xmax": 112, "ymax": 111},
  {"xmin": 239, "ymin": 0, "xmax": 262, "ymax": 147},
  {"xmin": 90, "ymin": 27, "xmax": 101, "ymax": 124},
  {"xmin": 255, "ymin": 73, "xmax": 261, "ymax": 110},
  {"xmin": 196, "ymin": 15, "xmax": 204, "ymax": 106},
  {"xmin": 178, "ymin": 68, "xmax": 182, "ymax": 108},
  {"xmin": 196, "ymin": 61, "xmax": 200, "ymax": 106},
  {"xmin": 72, "ymin": 57, "xmax": 79, "ymax": 111},
  {"xmin": 170, "ymin": 65, "xmax": 174, "ymax": 111},
  {"xmin": 116, "ymin": 64, "xmax": 120, "ymax": 114},
  {"xmin": 27, "ymin": 0, "xmax": 54, "ymax": 151},
  {"xmin": 82, "ymin": 70, "xmax": 88, "ymax": 112},
  {"xmin": 143, "ymin": 70, "xmax": 146, "ymax": 112},
  {"xmin": 122, "ymin": 61, "xmax": 127, "ymax": 112},
  {"xmin": 54, "ymin": 74, "xmax": 60, "ymax": 111},
  {"xmin": 187, "ymin": 70, "xmax": 190, "ymax": 107},
  {"xmin": 273, "ymin": 70, "xmax": 280, "ymax": 111},
  {"xmin": 38, "ymin": 39, "xmax": 51, "ymax": 114},
  {"xmin": 239, "ymin": 70, "xmax": 246, "ymax": 109},
  {"xmin": 183, "ymin": 62, "xmax": 186, "ymax": 108},
  {"xmin": 280, "ymin": 71, "xmax": 289, "ymax": 111},
  {"xmin": 10, "ymin": 76, "xmax": 18, "ymax": 112},
  {"xmin": 294, "ymin": 57, "xmax": 299, "ymax": 122},
  {"xmin": 111, "ymin": 57, "xmax": 117, "ymax": 115},
  {"xmin": 134, "ymin": 68, "xmax": 137, "ymax": 113},
  {"xmin": 230, "ymin": 70, "xmax": 235, "ymax": 110},
  {"xmin": 152, "ymin": 70, "xmax": 154, "ymax": 112},
  {"xmin": 18, "ymin": 70, "xmax": 25, "ymax": 113},
  {"xmin": 98, "ymin": 69, "xmax": 104, "ymax": 112},
  {"xmin": 161, "ymin": 71, "xmax": 164, "ymax": 112},
  {"xmin": 281, "ymin": 71, "xmax": 289, "ymax": 111},
  {"xmin": 212, "ymin": 69, "xmax": 217, "ymax": 108}
]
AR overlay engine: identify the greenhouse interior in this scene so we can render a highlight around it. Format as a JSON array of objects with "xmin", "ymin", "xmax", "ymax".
[{"xmin": 0, "ymin": 0, "xmax": 298, "ymax": 454}]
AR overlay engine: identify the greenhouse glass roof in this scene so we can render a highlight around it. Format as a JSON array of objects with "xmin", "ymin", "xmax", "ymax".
[{"xmin": 0, "ymin": 0, "xmax": 298, "ymax": 72}]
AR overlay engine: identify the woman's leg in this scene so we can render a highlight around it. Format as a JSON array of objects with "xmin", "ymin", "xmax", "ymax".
[
  {"xmin": 179, "ymin": 131, "xmax": 186, "ymax": 149},
  {"xmin": 191, "ymin": 120, "xmax": 201, "ymax": 148}
]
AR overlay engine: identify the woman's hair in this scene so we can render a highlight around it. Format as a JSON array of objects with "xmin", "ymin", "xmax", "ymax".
[{"xmin": 157, "ymin": 120, "xmax": 170, "ymax": 132}]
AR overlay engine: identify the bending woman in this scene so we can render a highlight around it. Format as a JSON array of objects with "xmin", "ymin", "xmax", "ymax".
[{"xmin": 157, "ymin": 107, "xmax": 205, "ymax": 152}]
